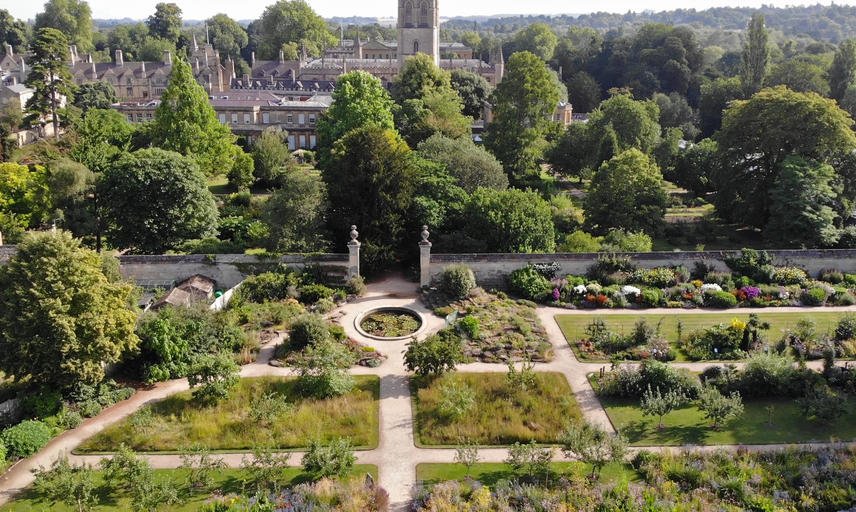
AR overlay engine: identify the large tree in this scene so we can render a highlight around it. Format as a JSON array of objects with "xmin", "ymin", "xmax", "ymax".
[
  {"xmin": 417, "ymin": 134, "xmax": 507, "ymax": 192},
  {"xmin": 0, "ymin": 9, "xmax": 28, "ymax": 53},
  {"xmin": 0, "ymin": 231, "xmax": 138, "ymax": 388},
  {"xmin": 484, "ymin": 51, "xmax": 561, "ymax": 180},
  {"xmin": 148, "ymin": 57, "xmax": 238, "ymax": 176},
  {"xmin": 740, "ymin": 13, "xmax": 769, "ymax": 95},
  {"xmin": 584, "ymin": 149, "xmax": 667, "ymax": 236},
  {"xmin": 698, "ymin": 76, "xmax": 743, "ymax": 138},
  {"xmin": 714, "ymin": 86, "xmax": 856, "ymax": 228},
  {"xmin": 584, "ymin": 93, "xmax": 662, "ymax": 169},
  {"xmin": 25, "ymin": 28, "xmax": 75, "ymax": 140},
  {"xmin": 450, "ymin": 70, "xmax": 492, "ymax": 119},
  {"xmin": 206, "ymin": 13, "xmax": 248, "ymax": 59},
  {"xmin": 98, "ymin": 148, "xmax": 218, "ymax": 253},
  {"xmin": 766, "ymin": 157, "xmax": 840, "ymax": 248},
  {"xmin": 251, "ymin": 129, "xmax": 295, "ymax": 186},
  {"xmin": 829, "ymin": 39, "xmax": 856, "ymax": 102},
  {"xmin": 511, "ymin": 23, "xmax": 558, "ymax": 62},
  {"xmin": 263, "ymin": 169, "xmax": 328, "ymax": 253},
  {"xmin": 252, "ymin": 0, "xmax": 335, "ymax": 59},
  {"xmin": 462, "ymin": 188, "xmax": 556, "ymax": 253},
  {"xmin": 34, "ymin": 0, "xmax": 93, "ymax": 52},
  {"xmin": 323, "ymin": 126, "xmax": 419, "ymax": 273},
  {"xmin": 72, "ymin": 81, "xmax": 117, "ymax": 112},
  {"xmin": 146, "ymin": 3, "xmax": 182, "ymax": 43},
  {"xmin": 0, "ymin": 163, "xmax": 51, "ymax": 242},
  {"xmin": 765, "ymin": 59, "xmax": 829, "ymax": 96}
]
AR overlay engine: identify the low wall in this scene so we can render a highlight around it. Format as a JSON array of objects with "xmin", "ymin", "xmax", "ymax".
[{"xmin": 428, "ymin": 250, "xmax": 856, "ymax": 289}]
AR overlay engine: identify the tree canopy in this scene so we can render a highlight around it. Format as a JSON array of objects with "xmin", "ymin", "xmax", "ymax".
[
  {"xmin": 252, "ymin": 0, "xmax": 336, "ymax": 59},
  {"xmin": 417, "ymin": 134, "xmax": 508, "ymax": 192},
  {"xmin": 0, "ymin": 231, "xmax": 138, "ymax": 388},
  {"xmin": 25, "ymin": 27, "xmax": 75, "ymax": 139},
  {"xmin": 462, "ymin": 188, "xmax": 556, "ymax": 253},
  {"xmin": 34, "ymin": 0, "xmax": 93, "ymax": 52},
  {"xmin": 146, "ymin": 3, "xmax": 182, "ymax": 43}
]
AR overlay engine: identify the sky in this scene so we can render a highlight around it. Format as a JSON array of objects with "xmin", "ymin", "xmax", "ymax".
[{"xmin": 4, "ymin": 0, "xmax": 856, "ymax": 22}]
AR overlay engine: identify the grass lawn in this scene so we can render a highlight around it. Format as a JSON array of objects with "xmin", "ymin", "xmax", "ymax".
[
  {"xmin": 416, "ymin": 462, "xmax": 637, "ymax": 486},
  {"xmin": 77, "ymin": 376, "xmax": 379, "ymax": 453},
  {"xmin": 601, "ymin": 395, "xmax": 856, "ymax": 446},
  {"xmin": 558, "ymin": 311, "xmax": 854, "ymax": 361},
  {"xmin": 412, "ymin": 372, "xmax": 581, "ymax": 446},
  {"xmin": 0, "ymin": 466, "xmax": 378, "ymax": 512}
]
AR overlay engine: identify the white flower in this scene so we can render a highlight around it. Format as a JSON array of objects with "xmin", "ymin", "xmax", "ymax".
[
  {"xmin": 700, "ymin": 283, "xmax": 722, "ymax": 293},
  {"xmin": 621, "ymin": 285, "xmax": 641, "ymax": 296},
  {"xmin": 573, "ymin": 284, "xmax": 587, "ymax": 295}
]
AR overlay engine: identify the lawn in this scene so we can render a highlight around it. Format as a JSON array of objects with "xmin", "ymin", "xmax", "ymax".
[
  {"xmin": 416, "ymin": 462, "xmax": 637, "ymax": 486},
  {"xmin": 77, "ymin": 376, "xmax": 379, "ymax": 453},
  {"xmin": 0, "ymin": 466, "xmax": 378, "ymax": 512},
  {"xmin": 601, "ymin": 395, "xmax": 856, "ymax": 446},
  {"xmin": 412, "ymin": 372, "xmax": 581, "ymax": 446},
  {"xmin": 557, "ymin": 311, "xmax": 854, "ymax": 361}
]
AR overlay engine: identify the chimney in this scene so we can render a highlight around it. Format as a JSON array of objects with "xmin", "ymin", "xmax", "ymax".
[
  {"xmin": 279, "ymin": 49, "xmax": 284, "ymax": 63},
  {"xmin": 141, "ymin": 60, "xmax": 146, "ymax": 74},
  {"xmin": 91, "ymin": 60, "xmax": 96, "ymax": 74},
  {"xmin": 227, "ymin": 56, "xmax": 235, "ymax": 79},
  {"xmin": 69, "ymin": 45, "xmax": 77, "ymax": 65},
  {"xmin": 86, "ymin": 53, "xmax": 93, "ymax": 63},
  {"xmin": 9, "ymin": 76, "xmax": 15, "ymax": 85},
  {"xmin": 3, "ymin": 43, "xmax": 11, "ymax": 57},
  {"xmin": 251, "ymin": 51, "xmax": 255, "ymax": 67},
  {"xmin": 115, "ymin": 49, "xmax": 123, "ymax": 66},
  {"xmin": 242, "ymin": 73, "xmax": 249, "ymax": 87},
  {"xmin": 163, "ymin": 50, "xmax": 172, "ymax": 66}
]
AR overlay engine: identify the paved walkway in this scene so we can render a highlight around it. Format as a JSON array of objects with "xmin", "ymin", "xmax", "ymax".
[{"xmin": 1, "ymin": 278, "xmax": 856, "ymax": 511}]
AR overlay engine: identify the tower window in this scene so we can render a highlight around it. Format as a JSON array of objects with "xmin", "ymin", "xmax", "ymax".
[
  {"xmin": 404, "ymin": 2, "xmax": 413, "ymax": 27},
  {"xmin": 419, "ymin": 2, "xmax": 428, "ymax": 26},
  {"xmin": 413, "ymin": 40, "xmax": 419, "ymax": 54}
]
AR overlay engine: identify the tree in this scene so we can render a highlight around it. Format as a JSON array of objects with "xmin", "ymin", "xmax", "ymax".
[
  {"xmin": 697, "ymin": 386, "xmax": 744, "ymax": 430},
  {"xmin": 584, "ymin": 93, "xmax": 662, "ymax": 169},
  {"xmin": 0, "ymin": 9, "xmax": 28, "ymax": 53},
  {"xmin": 393, "ymin": 53, "xmax": 452, "ymax": 103},
  {"xmin": 241, "ymin": 447, "xmax": 289, "ymax": 493},
  {"xmin": 262, "ymin": 168, "xmax": 328, "ymax": 252},
  {"xmin": 640, "ymin": 385, "xmax": 686, "ymax": 429},
  {"xmin": 179, "ymin": 446, "xmax": 226, "ymax": 494},
  {"xmin": 454, "ymin": 440, "xmax": 480, "ymax": 477},
  {"xmin": 829, "ymin": 39, "xmax": 856, "ymax": 102},
  {"xmin": 417, "ymin": 134, "xmax": 507, "ymax": 192},
  {"xmin": 34, "ymin": 0, "xmax": 93, "ymax": 52},
  {"xmin": 33, "ymin": 456, "xmax": 98, "ymax": 512},
  {"xmin": 251, "ymin": 128, "xmax": 295, "ymax": 186},
  {"xmin": 437, "ymin": 380, "xmax": 476, "ymax": 419},
  {"xmin": 323, "ymin": 126, "xmax": 419, "ymax": 273},
  {"xmin": 316, "ymin": 71, "xmax": 395, "ymax": 163},
  {"xmin": 566, "ymin": 71, "xmax": 601, "ymax": 113},
  {"xmin": 0, "ymin": 231, "xmax": 138, "ymax": 388},
  {"xmin": 740, "ymin": 13, "xmax": 769, "ymax": 95},
  {"xmin": 796, "ymin": 384, "xmax": 847, "ymax": 424},
  {"xmin": 765, "ymin": 59, "xmax": 829, "ymax": 96},
  {"xmin": 485, "ymin": 51, "xmax": 561, "ymax": 180},
  {"xmin": 584, "ymin": 149, "xmax": 667, "ymax": 236},
  {"xmin": 0, "ymin": 163, "xmax": 51, "ymax": 242},
  {"xmin": 148, "ymin": 57, "xmax": 238, "ymax": 176},
  {"xmin": 72, "ymin": 82, "xmax": 117, "ymax": 112},
  {"xmin": 294, "ymin": 339, "xmax": 356, "ymax": 398},
  {"xmin": 698, "ymin": 76, "xmax": 743, "ymax": 138},
  {"xmin": 146, "ymin": 3, "xmax": 182, "ymax": 43},
  {"xmin": 403, "ymin": 329, "xmax": 463, "ymax": 377},
  {"xmin": 560, "ymin": 421, "xmax": 627, "ymax": 479},
  {"xmin": 450, "ymin": 69, "xmax": 491, "ymax": 119},
  {"xmin": 187, "ymin": 352, "xmax": 240, "ymax": 405},
  {"xmin": 98, "ymin": 148, "xmax": 218, "ymax": 253},
  {"xmin": 505, "ymin": 440, "xmax": 554, "ymax": 481},
  {"xmin": 714, "ymin": 87, "xmax": 856, "ymax": 228},
  {"xmin": 766, "ymin": 156, "xmax": 840, "ymax": 248},
  {"xmin": 462, "ymin": 188, "xmax": 556, "ymax": 253},
  {"xmin": 227, "ymin": 148, "xmax": 254, "ymax": 191},
  {"xmin": 670, "ymin": 138, "xmax": 718, "ymax": 196},
  {"xmin": 653, "ymin": 92, "xmax": 698, "ymax": 139},
  {"xmin": 512, "ymin": 23, "xmax": 558, "ymax": 61},
  {"xmin": 206, "ymin": 13, "xmax": 248, "ymax": 60},
  {"xmin": 46, "ymin": 158, "xmax": 97, "ymax": 244},
  {"xmin": 547, "ymin": 122, "xmax": 592, "ymax": 183},
  {"xmin": 253, "ymin": 0, "xmax": 336, "ymax": 59},
  {"xmin": 301, "ymin": 438, "xmax": 356, "ymax": 479},
  {"xmin": 25, "ymin": 28, "xmax": 75, "ymax": 139}
]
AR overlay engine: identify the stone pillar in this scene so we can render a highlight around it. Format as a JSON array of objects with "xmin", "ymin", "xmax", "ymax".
[
  {"xmin": 419, "ymin": 225, "xmax": 432, "ymax": 288},
  {"xmin": 347, "ymin": 225, "xmax": 360, "ymax": 280}
]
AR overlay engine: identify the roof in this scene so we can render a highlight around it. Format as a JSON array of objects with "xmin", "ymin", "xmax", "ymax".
[
  {"xmin": 3, "ymin": 84, "xmax": 31, "ymax": 94},
  {"xmin": 149, "ymin": 274, "xmax": 216, "ymax": 310}
]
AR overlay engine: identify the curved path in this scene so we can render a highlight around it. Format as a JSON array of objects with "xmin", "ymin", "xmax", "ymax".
[{"xmin": 1, "ymin": 277, "xmax": 855, "ymax": 511}]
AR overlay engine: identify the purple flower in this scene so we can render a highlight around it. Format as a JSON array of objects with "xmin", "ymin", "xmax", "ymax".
[
  {"xmin": 742, "ymin": 286, "xmax": 761, "ymax": 299},
  {"xmin": 552, "ymin": 288, "xmax": 561, "ymax": 301}
]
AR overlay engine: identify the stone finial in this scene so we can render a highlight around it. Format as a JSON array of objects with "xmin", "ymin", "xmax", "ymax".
[
  {"xmin": 420, "ymin": 225, "xmax": 431, "ymax": 245},
  {"xmin": 348, "ymin": 225, "xmax": 360, "ymax": 245}
]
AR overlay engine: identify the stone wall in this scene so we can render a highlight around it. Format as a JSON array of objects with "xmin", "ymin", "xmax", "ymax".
[{"xmin": 427, "ymin": 250, "xmax": 856, "ymax": 289}]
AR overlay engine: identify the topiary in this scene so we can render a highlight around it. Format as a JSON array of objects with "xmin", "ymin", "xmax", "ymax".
[
  {"xmin": 705, "ymin": 291, "xmax": 738, "ymax": 308},
  {"xmin": 1, "ymin": 420, "xmax": 53, "ymax": 459},
  {"xmin": 508, "ymin": 265, "xmax": 551, "ymax": 302},
  {"xmin": 440, "ymin": 265, "xmax": 477, "ymax": 299},
  {"xmin": 288, "ymin": 314, "xmax": 331, "ymax": 348}
]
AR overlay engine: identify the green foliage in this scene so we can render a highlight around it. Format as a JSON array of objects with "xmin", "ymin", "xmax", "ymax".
[
  {"xmin": 439, "ymin": 264, "xmax": 477, "ymax": 299},
  {"xmin": 241, "ymin": 446, "xmax": 289, "ymax": 493},
  {"xmin": 301, "ymin": 437, "xmax": 356, "ymax": 479},
  {"xmin": 146, "ymin": 2, "xmax": 182, "ymax": 42},
  {"xmin": 404, "ymin": 329, "xmax": 463, "ymax": 377},
  {"xmin": 508, "ymin": 265, "xmax": 551, "ymax": 302},
  {"xmin": 72, "ymin": 81, "xmax": 118, "ymax": 112},
  {"xmin": 32, "ymin": 456, "xmax": 98, "ymax": 512},
  {"xmin": 584, "ymin": 149, "xmax": 667, "ymax": 236},
  {"xmin": 641, "ymin": 385, "xmax": 687, "ymax": 429},
  {"xmin": 227, "ymin": 149, "xmax": 255, "ymax": 191},
  {"xmin": 437, "ymin": 380, "xmax": 476, "ymax": 420},
  {"xmin": 248, "ymin": 391, "xmax": 293, "ymax": 427},
  {"xmin": 24, "ymin": 28, "xmax": 75, "ymax": 137},
  {"xmin": 263, "ymin": 168, "xmax": 328, "ymax": 252},
  {"xmin": 766, "ymin": 156, "xmax": 840, "ymax": 247},
  {"xmin": 697, "ymin": 386, "xmax": 744, "ymax": 429},
  {"xmin": 704, "ymin": 290, "xmax": 738, "ymax": 308},
  {"xmin": 598, "ymin": 360, "xmax": 699, "ymax": 399},
  {"xmin": 679, "ymin": 323, "xmax": 744, "ymax": 360},
  {"xmin": 233, "ymin": 269, "xmax": 298, "ymax": 304},
  {"xmin": 187, "ymin": 352, "xmax": 241, "ymax": 405},
  {"xmin": 254, "ymin": 0, "xmax": 336, "ymax": 59},
  {"xmin": 462, "ymin": 188, "xmax": 556, "ymax": 253},
  {"xmin": 0, "ymin": 231, "xmax": 138, "ymax": 388},
  {"xmin": 505, "ymin": 440, "xmax": 554, "ymax": 480},
  {"xmin": 34, "ymin": 0, "xmax": 91, "ymax": 51},
  {"xmin": 512, "ymin": 23, "xmax": 559, "ymax": 61},
  {"xmin": 802, "ymin": 287, "xmax": 829, "ymax": 306},
  {"xmin": 21, "ymin": 390, "xmax": 62, "ymax": 418},
  {"xmin": 671, "ymin": 138, "xmax": 718, "ymax": 196},
  {"xmin": 289, "ymin": 314, "xmax": 332, "ymax": 348},
  {"xmin": 0, "ymin": 162, "xmax": 50, "ymax": 240},
  {"xmin": 98, "ymin": 148, "xmax": 218, "ymax": 253},
  {"xmin": 417, "ymin": 134, "xmax": 507, "ymax": 193},
  {"xmin": 505, "ymin": 360, "xmax": 537, "ymax": 392},
  {"xmin": 457, "ymin": 316, "xmax": 480, "ymax": 339},
  {"xmin": 179, "ymin": 446, "xmax": 226, "ymax": 494},
  {"xmin": 1, "ymin": 420, "xmax": 53, "ymax": 459},
  {"xmin": 796, "ymin": 385, "xmax": 848, "ymax": 424},
  {"xmin": 741, "ymin": 13, "xmax": 769, "ymax": 94},
  {"xmin": 584, "ymin": 94, "xmax": 662, "ymax": 170},
  {"xmin": 148, "ymin": 57, "xmax": 238, "ymax": 175},
  {"xmin": 600, "ymin": 229, "xmax": 654, "ymax": 253},
  {"xmin": 295, "ymin": 339, "xmax": 356, "ymax": 398},
  {"xmin": 829, "ymin": 39, "xmax": 856, "ymax": 101},
  {"xmin": 205, "ymin": 13, "xmax": 248, "ymax": 59},
  {"xmin": 559, "ymin": 230, "xmax": 602, "ymax": 253},
  {"xmin": 560, "ymin": 421, "xmax": 627, "ymax": 477},
  {"xmin": 485, "ymin": 51, "xmax": 562, "ymax": 179},
  {"xmin": 251, "ymin": 129, "xmax": 295, "ymax": 186},
  {"xmin": 346, "ymin": 275, "xmax": 367, "ymax": 296},
  {"xmin": 450, "ymin": 69, "xmax": 492, "ymax": 119}
]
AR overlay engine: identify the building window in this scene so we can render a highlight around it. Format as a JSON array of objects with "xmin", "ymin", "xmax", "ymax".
[
  {"xmin": 231, "ymin": 113, "xmax": 238, "ymax": 124},
  {"xmin": 127, "ymin": 115, "xmax": 133, "ymax": 122},
  {"xmin": 142, "ymin": 91, "xmax": 148, "ymax": 99},
  {"xmin": 413, "ymin": 40, "xmax": 419, "ymax": 54},
  {"xmin": 262, "ymin": 112, "xmax": 270, "ymax": 124},
  {"xmin": 244, "ymin": 113, "xmax": 251, "ymax": 124},
  {"xmin": 404, "ymin": 1, "xmax": 413, "ymax": 26},
  {"xmin": 310, "ymin": 135, "xmax": 317, "ymax": 148},
  {"xmin": 287, "ymin": 135, "xmax": 295, "ymax": 150},
  {"xmin": 135, "ymin": 113, "xmax": 143, "ymax": 122},
  {"xmin": 287, "ymin": 114, "xmax": 293, "ymax": 124},
  {"xmin": 308, "ymin": 114, "xmax": 316, "ymax": 125},
  {"xmin": 126, "ymin": 87, "xmax": 133, "ymax": 96},
  {"xmin": 298, "ymin": 113, "xmax": 305, "ymax": 125},
  {"xmin": 299, "ymin": 135, "xmax": 306, "ymax": 148},
  {"xmin": 218, "ymin": 113, "xmax": 226, "ymax": 124},
  {"xmin": 419, "ymin": 2, "xmax": 428, "ymax": 26},
  {"xmin": 146, "ymin": 113, "xmax": 152, "ymax": 119}
]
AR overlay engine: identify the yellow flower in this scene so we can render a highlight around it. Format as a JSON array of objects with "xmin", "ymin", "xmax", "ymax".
[{"xmin": 730, "ymin": 318, "xmax": 747, "ymax": 331}]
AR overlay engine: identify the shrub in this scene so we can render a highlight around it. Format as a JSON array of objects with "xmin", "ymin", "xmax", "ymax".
[
  {"xmin": 726, "ymin": 352, "xmax": 808, "ymax": 398},
  {"xmin": 599, "ymin": 360, "xmax": 699, "ymax": 398},
  {"xmin": 697, "ymin": 386, "xmax": 744, "ymax": 429},
  {"xmin": 703, "ymin": 271, "xmax": 734, "ymax": 290},
  {"xmin": 587, "ymin": 255, "xmax": 636, "ymax": 284},
  {"xmin": 289, "ymin": 314, "xmax": 331, "ymax": 348},
  {"xmin": 295, "ymin": 340, "xmax": 356, "ymax": 398},
  {"xmin": 705, "ymin": 291, "xmax": 737, "ymax": 308},
  {"xmin": 771, "ymin": 266, "xmax": 808, "ymax": 286},
  {"xmin": 298, "ymin": 284, "xmax": 334, "ymax": 304},
  {"xmin": 345, "ymin": 275, "xmax": 367, "ymax": 296},
  {"xmin": 437, "ymin": 380, "xmax": 476, "ymax": 419},
  {"xmin": 438, "ymin": 265, "xmax": 477, "ymax": 299},
  {"xmin": 796, "ymin": 385, "xmax": 848, "ymax": 424},
  {"xmin": 724, "ymin": 249, "xmax": 775, "ymax": 283},
  {"xmin": 301, "ymin": 438, "xmax": 356, "ymax": 479},
  {"xmin": 457, "ymin": 316, "xmax": 480, "ymax": 339},
  {"xmin": 0, "ymin": 439, "xmax": 5, "ymax": 463},
  {"xmin": 640, "ymin": 288, "xmax": 664, "ymax": 307},
  {"xmin": 403, "ymin": 329, "xmax": 463, "ymax": 377},
  {"xmin": 78, "ymin": 400, "xmax": 102, "ymax": 418},
  {"xmin": 508, "ymin": 265, "xmax": 551, "ymax": 301},
  {"xmin": 187, "ymin": 352, "xmax": 240, "ymax": 405},
  {"xmin": 819, "ymin": 268, "xmax": 844, "ymax": 284},
  {"xmin": 234, "ymin": 269, "xmax": 298, "ymax": 304},
  {"xmin": 21, "ymin": 390, "xmax": 63, "ymax": 419},
  {"xmin": 680, "ymin": 324, "xmax": 744, "ymax": 361},
  {"xmin": 835, "ymin": 315, "xmax": 856, "ymax": 341},
  {"xmin": 1, "ymin": 420, "xmax": 53, "ymax": 459},
  {"xmin": 801, "ymin": 287, "xmax": 828, "ymax": 306},
  {"xmin": 531, "ymin": 262, "xmax": 562, "ymax": 279},
  {"xmin": 54, "ymin": 408, "xmax": 83, "ymax": 430},
  {"xmin": 314, "ymin": 298, "xmax": 336, "ymax": 314},
  {"xmin": 835, "ymin": 290, "xmax": 856, "ymax": 306},
  {"xmin": 632, "ymin": 267, "xmax": 678, "ymax": 288}
]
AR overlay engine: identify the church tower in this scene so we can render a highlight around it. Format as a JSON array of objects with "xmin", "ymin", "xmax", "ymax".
[{"xmin": 398, "ymin": 0, "xmax": 439, "ymax": 66}]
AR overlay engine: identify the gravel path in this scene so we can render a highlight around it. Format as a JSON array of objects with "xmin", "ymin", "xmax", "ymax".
[{"xmin": 1, "ymin": 278, "xmax": 855, "ymax": 511}]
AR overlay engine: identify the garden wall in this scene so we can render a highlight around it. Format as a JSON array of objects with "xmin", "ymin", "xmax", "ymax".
[
  {"xmin": 0, "ymin": 248, "xmax": 349, "ymax": 290},
  {"xmin": 427, "ymin": 250, "xmax": 856, "ymax": 289}
]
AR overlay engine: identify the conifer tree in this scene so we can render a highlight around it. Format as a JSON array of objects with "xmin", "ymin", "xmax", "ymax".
[{"xmin": 25, "ymin": 28, "xmax": 75, "ymax": 139}]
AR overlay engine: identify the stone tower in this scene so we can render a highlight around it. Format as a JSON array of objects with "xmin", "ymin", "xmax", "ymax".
[{"xmin": 398, "ymin": 0, "xmax": 439, "ymax": 66}]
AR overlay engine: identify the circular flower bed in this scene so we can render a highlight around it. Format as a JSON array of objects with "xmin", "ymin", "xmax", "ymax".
[{"xmin": 357, "ymin": 308, "xmax": 422, "ymax": 339}]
